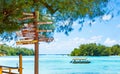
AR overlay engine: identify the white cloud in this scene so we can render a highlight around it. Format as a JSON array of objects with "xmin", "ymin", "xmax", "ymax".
[
  {"xmin": 74, "ymin": 35, "xmax": 102, "ymax": 43},
  {"xmin": 37, "ymin": 35, "xmax": 103, "ymax": 54},
  {"xmin": 104, "ymin": 38, "xmax": 120, "ymax": 46},
  {"xmin": 89, "ymin": 36, "xmax": 103, "ymax": 43},
  {"xmin": 102, "ymin": 14, "xmax": 112, "ymax": 21}
]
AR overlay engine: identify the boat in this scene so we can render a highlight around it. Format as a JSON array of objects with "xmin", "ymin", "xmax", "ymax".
[{"xmin": 70, "ymin": 58, "xmax": 91, "ymax": 64}]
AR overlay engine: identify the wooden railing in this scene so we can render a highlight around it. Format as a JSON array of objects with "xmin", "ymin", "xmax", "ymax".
[{"xmin": 0, "ymin": 54, "xmax": 23, "ymax": 74}]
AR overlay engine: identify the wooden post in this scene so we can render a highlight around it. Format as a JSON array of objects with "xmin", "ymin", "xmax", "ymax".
[
  {"xmin": 34, "ymin": 11, "xmax": 39, "ymax": 74},
  {"xmin": 9, "ymin": 68, "xmax": 11, "ymax": 74},
  {"xmin": 19, "ymin": 54, "xmax": 22, "ymax": 74},
  {"xmin": 0, "ymin": 67, "xmax": 2, "ymax": 74}
]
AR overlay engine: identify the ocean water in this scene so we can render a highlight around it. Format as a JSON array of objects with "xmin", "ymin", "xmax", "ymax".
[{"xmin": 0, "ymin": 55, "xmax": 120, "ymax": 74}]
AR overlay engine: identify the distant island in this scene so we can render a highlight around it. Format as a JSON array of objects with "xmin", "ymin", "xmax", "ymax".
[
  {"xmin": 70, "ymin": 43, "xmax": 120, "ymax": 56},
  {"xmin": 0, "ymin": 44, "xmax": 34, "ymax": 56}
]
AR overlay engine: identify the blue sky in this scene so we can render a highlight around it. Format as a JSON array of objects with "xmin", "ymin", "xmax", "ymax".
[{"xmin": 2, "ymin": 0, "xmax": 120, "ymax": 54}]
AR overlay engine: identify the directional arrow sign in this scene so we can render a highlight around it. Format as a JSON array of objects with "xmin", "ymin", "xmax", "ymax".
[
  {"xmin": 22, "ymin": 33, "xmax": 35, "ymax": 37},
  {"xmin": 28, "ymin": 23, "xmax": 35, "ymax": 28},
  {"xmin": 22, "ymin": 29, "xmax": 36, "ymax": 33},
  {"xmin": 22, "ymin": 29, "xmax": 29, "ymax": 33},
  {"xmin": 19, "ymin": 37, "xmax": 34, "ymax": 40},
  {"xmin": 19, "ymin": 16, "xmax": 34, "ymax": 20},
  {"xmin": 37, "ymin": 22, "xmax": 52, "ymax": 25},
  {"xmin": 21, "ymin": 29, "xmax": 36, "ymax": 39},
  {"xmin": 39, "ymin": 38, "xmax": 54, "ymax": 42},
  {"xmin": 46, "ymin": 38, "xmax": 54, "ymax": 42},
  {"xmin": 16, "ymin": 31, "xmax": 23, "ymax": 37},
  {"xmin": 39, "ymin": 34, "xmax": 46, "ymax": 38},
  {"xmin": 24, "ymin": 23, "xmax": 35, "ymax": 28},
  {"xmin": 21, "ymin": 37, "xmax": 35, "ymax": 40},
  {"xmin": 16, "ymin": 40, "xmax": 37, "ymax": 45},
  {"xmin": 37, "ymin": 30, "xmax": 52, "ymax": 32},
  {"xmin": 23, "ymin": 12, "xmax": 34, "ymax": 16}
]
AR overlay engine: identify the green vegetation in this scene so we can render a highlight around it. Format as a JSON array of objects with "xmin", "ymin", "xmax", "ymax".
[
  {"xmin": 0, "ymin": 44, "xmax": 34, "ymax": 56},
  {"xmin": 0, "ymin": 0, "xmax": 110, "ymax": 40},
  {"xmin": 0, "ymin": 0, "xmax": 109, "ymax": 33},
  {"xmin": 70, "ymin": 43, "xmax": 120, "ymax": 56}
]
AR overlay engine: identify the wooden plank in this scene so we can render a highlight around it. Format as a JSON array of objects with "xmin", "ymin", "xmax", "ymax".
[
  {"xmin": 16, "ymin": 40, "xmax": 37, "ymax": 43},
  {"xmin": 0, "ymin": 66, "xmax": 18, "ymax": 69},
  {"xmin": 2, "ymin": 71, "xmax": 18, "ymax": 74},
  {"xmin": 23, "ymin": 12, "xmax": 34, "ymax": 16},
  {"xmin": 37, "ymin": 30, "xmax": 52, "ymax": 32},
  {"xmin": 16, "ymin": 40, "xmax": 37, "ymax": 45},
  {"xmin": 39, "ymin": 38, "xmax": 54, "ymax": 42},
  {"xmin": 23, "ymin": 23, "xmax": 35, "ymax": 28},
  {"xmin": 16, "ymin": 31, "xmax": 23, "ymax": 37},
  {"xmin": 39, "ymin": 34, "xmax": 45, "ymax": 38},
  {"xmin": 3, "ymin": 68, "xmax": 18, "ymax": 70},
  {"xmin": 37, "ymin": 22, "xmax": 52, "ymax": 25},
  {"xmin": 27, "ymin": 24, "xmax": 35, "ymax": 28},
  {"xmin": 22, "ymin": 29, "xmax": 36, "ymax": 33},
  {"xmin": 21, "ymin": 37, "xmax": 34, "ymax": 40},
  {"xmin": 0, "ymin": 67, "xmax": 2, "ymax": 74},
  {"xmin": 22, "ymin": 33, "xmax": 35, "ymax": 37},
  {"xmin": 22, "ymin": 35, "xmax": 35, "ymax": 39},
  {"xmin": 19, "ymin": 16, "xmax": 34, "ymax": 20},
  {"xmin": 22, "ymin": 29, "xmax": 29, "ymax": 33},
  {"xmin": 21, "ymin": 29, "xmax": 36, "ymax": 38}
]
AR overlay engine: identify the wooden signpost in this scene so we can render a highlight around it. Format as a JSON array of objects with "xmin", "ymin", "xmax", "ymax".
[{"xmin": 16, "ymin": 11, "xmax": 54, "ymax": 74}]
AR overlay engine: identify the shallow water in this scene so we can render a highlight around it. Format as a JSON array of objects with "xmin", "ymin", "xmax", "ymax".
[{"xmin": 0, "ymin": 55, "xmax": 120, "ymax": 74}]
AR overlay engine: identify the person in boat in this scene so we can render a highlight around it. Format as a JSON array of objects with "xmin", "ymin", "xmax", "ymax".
[{"xmin": 70, "ymin": 58, "xmax": 90, "ymax": 63}]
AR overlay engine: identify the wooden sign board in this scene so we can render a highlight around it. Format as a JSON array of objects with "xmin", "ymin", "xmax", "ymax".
[
  {"xmin": 16, "ymin": 31, "xmax": 23, "ymax": 37},
  {"xmin": 16, "ymin": 40, "xmax": 37, "ymax": 45},
  {"xmin": 21, "ymin": 28, "xmax": 36, "ymax": 38},
  {"xmin": 23, "ymin": 12, "xmax": 34, "ymax": 16},
  {"xmin": 19, "ymin": 37, "xmax": 34, "ymax": 40},
  {"xmin": 22, "ymin": 23, "xmax": 35, "ymax": 32},
  {"xmin": 39, "ymin": 34, "xmax": 45, "ymax": 38},
  {"xmin": 22, "ymin": 33, "xmax": 35, "ymax": 38},
  {"xmin": 22, "ymin": 29, "xmax": 29, "ymax": 33},
  {"xmin": 22, "ymin": 28, "xmax": 36, "ymax": 33},
  {"xmin": 37, "ymin": 30, "xmax": 52, "ymax": 32},
  {"xmin": 37, "ymin": 22, "xmax": 52, "ymax": 25},
  {"xmin": 22, "ymin": 30, "xmax": 36, "ymax": 35},
  {"xmin": 22, "ymin": 34, "xmax": 35, "ymax": 39},
  {"xmin": 39, "ymin": 38, "xmax": 54, "ymax": 42},
  {"xmin": 19, "ymin": 16, "xmax": 34, "ymax": 20},
  {"xmin": 24, "ymin": 23, "xmax": 35, "ymax": 28}
]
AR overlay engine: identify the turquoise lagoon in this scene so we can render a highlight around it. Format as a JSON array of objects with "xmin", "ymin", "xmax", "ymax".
[{"xmin": 0, "ymin": 55, "xmax": 120, "ymax": 74}]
